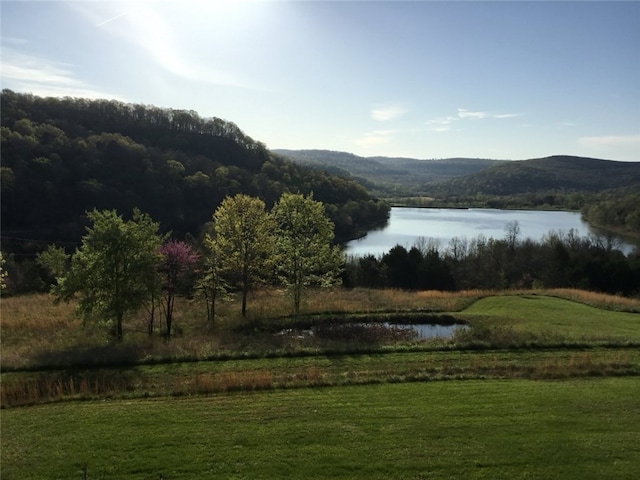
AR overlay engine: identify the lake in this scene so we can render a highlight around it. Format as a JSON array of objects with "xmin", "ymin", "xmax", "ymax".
[{"xmin": 345, "ymin": 207, "xmax": 637, "ymax": 256}]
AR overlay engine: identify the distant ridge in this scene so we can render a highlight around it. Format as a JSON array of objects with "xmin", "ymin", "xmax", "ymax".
[
  {"xmin": 433, "ymin": 155, "xmax": 640, "ymax": 196},
  {"xmin": 274, "ymin": 150, "xmax": 640, "ymax": 197},
  {"xmin": 273, "ymin": 149, "xmax": 502, "ymax": 193}
]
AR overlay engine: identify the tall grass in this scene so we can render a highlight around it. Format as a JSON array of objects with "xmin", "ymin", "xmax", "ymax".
[
  {"xmin": 544, "ymin": 288, "xmax": 640, "ymax": 312},
  {"xmin": 2, "ymin": 287, "xmax": 637, "ymax": 372}
]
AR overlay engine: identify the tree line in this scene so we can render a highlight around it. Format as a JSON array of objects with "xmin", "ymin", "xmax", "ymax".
[
  {"xmin": 35, "ymin": 193, "xmax": 342, "ymax": 341},
  {"xmin": 344, "ymin": 221, "xmax": 640, "ymax": 296}
]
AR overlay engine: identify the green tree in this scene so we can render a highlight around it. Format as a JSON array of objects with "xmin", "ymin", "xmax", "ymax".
[
  {"xmin": 212, "ymin": 194, "xmax": 275, "ymax": 317},
  {"xmin": 51, "ymin": 209, "xmax": 163, "ymax": 341},
  {"xmin": 200, "ymin": 230, "xmax": 229, "ymax": 324},
  {"xmin": 272, "ymin": 193, "xmax": 343, "ymax": 314}
]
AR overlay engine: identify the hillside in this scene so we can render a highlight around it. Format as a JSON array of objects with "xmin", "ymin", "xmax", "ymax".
[
  {"xmin": 274, "ymin": 149, "xmax": 502, "ymax": 194},
  {"xmin": 0, "ymin": 90, "xmax": 389, "ymax": 253},
  {"xmin": 431, "ymin": 155, "xmax": 640, "ymax": 196}
]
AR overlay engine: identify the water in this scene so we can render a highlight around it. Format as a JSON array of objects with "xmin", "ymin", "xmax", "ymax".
[
  {"xmin": 345, "ymin": 207, "xmax": 636, "ymax": 256},
  {"xmin": 385, "ymin": 322, "xmax": 467, "ymax": 339},
  {"xmin": 277, "ymin": 322, "xmax": 466, "ymax": 340}
]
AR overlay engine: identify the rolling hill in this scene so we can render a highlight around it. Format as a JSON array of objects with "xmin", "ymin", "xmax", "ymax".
[
  {"xmin": 431, "ymin": 155, "xmax": 640, "ymax": 196},
  {"xmin": 273, "ymin": 149, "xmax": 502, "ymax": 194},
  {"xmin": 0, "ymin": 91, "xmax": 389, "ymax": 252}
]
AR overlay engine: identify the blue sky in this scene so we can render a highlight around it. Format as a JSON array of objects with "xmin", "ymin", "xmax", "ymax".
[{"xmin": 2, "ymin": 0, "xmax": 639, "ymax": 161}]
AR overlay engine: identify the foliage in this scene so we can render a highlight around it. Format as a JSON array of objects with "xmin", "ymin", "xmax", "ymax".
[
  {"xmin": 159, "ymin": 240, "xmax": 199, "ymax": 337},
  {"xmin": 0, "ymin": 90, "xmax": 389, "ymax": 259},
  {"xmin": 272, "ymin": 193, "xmax": 343, "ymax": 313},
  {"xmin": 582, "ymin": 189, "xmax": 640, "ymax": 236},
  {"xmin": 50, "ymin": 209, "xmax": 164, "ymax": 341},
  {"xmin": 0, "ymin": 251, "xmax": 7, "ymax": 291},
  {"xmin": 36, "ymin": 245, "xmax": 69, "ymax": 278},
  {"xmin": 275, "ymin": 149, "xmax": 502, "ymax": 196},
  {"xmin": 431, "ymin": 155, "xmax": 640, "ymax": 197},
  {"xmin": 210, "ymin": 194, "xmax": 275, "ymax": 316}
]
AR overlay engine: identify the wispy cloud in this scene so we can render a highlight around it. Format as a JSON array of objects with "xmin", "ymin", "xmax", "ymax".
[
  {"xmin": 95, "ymin": 11, "xmax": 129, "ymax": 28},
  {"xmin": 578, "ymin": 134, "xmax": 640, "ymax": 148},
  {"xmin": 457, "ymin": 108, "xmax": 487, "ymax": 120},
  {"xmin": 458, "ymin": 108, "xmax": 520, "ymax": 120},
  {"xmin": 371, "ymin": 104, "xmax": 407, "ymax": 121},
  {"xmin": 0, "ymin": 47, "xmax": 125, "ymax": 100},
  {"xmin": 354, "ymin": 129, "xmax": 397, "ymax": 146},
  {"xmin": 427, "ymin": 108, "xmax": 521, "ymax": 132},
  {"xmin": 427, "ymin": 116, "xmax": 457, "ymax": 132}
]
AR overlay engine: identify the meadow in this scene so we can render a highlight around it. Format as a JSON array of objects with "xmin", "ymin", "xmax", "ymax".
[
  {"xmin": 2, "ymin": 379, "xmax": 639, "ymax": 479},
  {"xmin": 1, "ymin": 288, "xmax": 640, "ymax": 478}
]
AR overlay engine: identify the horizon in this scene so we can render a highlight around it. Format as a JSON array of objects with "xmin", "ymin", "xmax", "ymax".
[{"xmin": 1, "ymin": 1, "xmax": 639, "ymax": 162}]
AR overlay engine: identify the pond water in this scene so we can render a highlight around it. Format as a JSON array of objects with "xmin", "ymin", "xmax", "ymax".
[
  {"xmin": 345, "ymin": 207, "xmax": 636, "ymax": 256},
  {"xmin": 278, "ymin": 322, "xmax": 466, "ymax": 340},
  {"xmin": 386, "ymin": 322, "xmax": 467, "ymax": 339}
]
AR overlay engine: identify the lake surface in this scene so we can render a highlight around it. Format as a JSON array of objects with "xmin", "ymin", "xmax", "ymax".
[{"xmin": 345, "ymin": 207, "xmax": 636, "ymax": 256}]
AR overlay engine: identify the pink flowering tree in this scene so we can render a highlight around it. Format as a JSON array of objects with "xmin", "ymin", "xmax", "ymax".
[{"xmin": 159, "ymin": 240, "xmax": 199, "ymax": 337}]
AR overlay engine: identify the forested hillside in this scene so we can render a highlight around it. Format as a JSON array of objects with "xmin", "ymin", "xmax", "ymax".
[
  {"xmin": 0, "ymin": 90, "xmax": 389, "ymax": 254},
  {"xmin": 430, "ymin": 155, "xmax": 640, "ymax": 196},
  {"xmin": 274, "ymin": 149, "xmax": 501, "ymax": 195}
]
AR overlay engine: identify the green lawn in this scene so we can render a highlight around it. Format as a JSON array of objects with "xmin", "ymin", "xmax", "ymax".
[
  {"xmin": 3, "ymin": 378, "xmax": 640, "ymax": 479},
  {"xmin": 460, "ymin": 295, "xmax": 640, "ymax": 340}
]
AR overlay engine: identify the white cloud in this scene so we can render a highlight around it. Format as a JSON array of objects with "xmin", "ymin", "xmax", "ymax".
[
  {"xmin": 457, "ymin": 108, "xmax": 487, "ymax": 120},
  {"xmin": 427, "ymin": 109, "xmax": 521, "ymax": 132},
  {"xmin": 457, "ymin": 109, "xmax": 520, "ymax": 120},
  {"xmin": 427, "ymin": 116, "xmax": 457, "ymax": 132},
  {"xmin": 354, "ymin": 129, "xmax": 397, "ymax": 146},
  {"xmin": 578, "ymin": 134, "xmax": 640, "ymax": 147},
  {"xmin": 0, "ymin": 47, "xmax": 125, "ymax": 100},
  {"xmin": 371, "ymin": 104, "xmax": 407, "ymax": 121},
  {"xmin": 494, "ymin": 113, "xmax": 521, "ymax": 119}
]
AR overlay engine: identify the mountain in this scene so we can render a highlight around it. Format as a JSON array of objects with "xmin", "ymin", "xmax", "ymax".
[
  {"xmin": 273, "ymin": 149, "xmax": 502, "ymax": 194},
  {"xmin": 431, "ymin": 155, "xmax": 640, "ymax": 196},
  {"xmin": 0, "ymin": 90, "xmax": 389, "ymax": 253}
]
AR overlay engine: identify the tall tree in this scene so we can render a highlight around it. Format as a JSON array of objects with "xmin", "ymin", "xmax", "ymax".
[
  {"xmin": 51, "ymin": 209, "xmax": 163, "ymax": 341},
  {"xmin": 159, "ymin": 240, "xmax": 199, "ymax": 337},
  {"xmin": 212, "ymin": 194, "xmax": 275, "ymax": 317},
  {"xmin": 200, "ymin": 230, "xmax": 229, "ymax": 324},
  {"xmin": 272, "ymin": 193, "xmax": 343, "ymax": 314}
]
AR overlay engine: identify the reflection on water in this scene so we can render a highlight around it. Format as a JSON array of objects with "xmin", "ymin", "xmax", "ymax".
[
  {"xmin": 346, "ymin": 207, "xmax": 636, "ymax": 256},
  {"xmin": 277, "ymin": 322, "xmax": 467, "ymax": 340}
]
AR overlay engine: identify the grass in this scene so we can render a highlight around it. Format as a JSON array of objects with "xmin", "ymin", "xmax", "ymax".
[
  {"xmin": 460, "ymin": 295, "xmax": 640, "ymax": 340},
  {"xmin": 2, "ymin": 378, "xmax": 640, "ymax": 479},
  {"xmin": 2, "ymin": 288, "xmax": 640, "ymax": 407},
  {"xmin": 2, "ymin": 288, "xmax": 640, "ymax": 477},
  {"xmin": 3, "ymin": 348, "xmax": 639, "ymax": 407}
]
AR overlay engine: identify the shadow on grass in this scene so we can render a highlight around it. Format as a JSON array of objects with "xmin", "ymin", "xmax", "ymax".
[{"xmin": 30, "ymin": 342, "xmax": 146, "ymax": 371}]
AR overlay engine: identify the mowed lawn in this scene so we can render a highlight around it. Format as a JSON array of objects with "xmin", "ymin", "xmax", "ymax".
[
  {"xmin": 460, "ymin": 295, "xmax": 640, "ymax": 340},
  {"xmin": 3, "ymin": 378, "xmax": 640, "ymax": 479}
]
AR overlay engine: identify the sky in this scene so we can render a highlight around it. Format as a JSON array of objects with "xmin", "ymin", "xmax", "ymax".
[{"xmin": 1, "ymin": 0, "xmax": 639, "ymax": 161}]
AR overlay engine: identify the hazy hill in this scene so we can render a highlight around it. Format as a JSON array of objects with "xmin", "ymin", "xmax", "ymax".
[
  {"xmin": 0, "ymin": 91, "xmax": 389, "ymax": 251},
  {"xmin": 273, "ymin": 149, "xmax": 502, "ymax": 193},
  {"xmin": 431, "ymin": 155, "xmax": 640, "ymax": 196}
]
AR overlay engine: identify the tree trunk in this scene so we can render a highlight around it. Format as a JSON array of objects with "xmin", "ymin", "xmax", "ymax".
[
  {"xmin": 241, "ymin": 286, "xmax": 248, "ymax": 317},
  {"xmin": 241, "ymin": 264, "xmax": 249, "ymax": 317},
  {"xmin": 116, "ymin": 312, "xmax": 123, "ymax": 341}
]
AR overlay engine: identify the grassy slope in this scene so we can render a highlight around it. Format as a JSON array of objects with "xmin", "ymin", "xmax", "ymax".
[
  {"xmin": 460, "ymin": 295, "xmax": 640, "ymax": 340},
  {"xmin": 3, "ymin": 378, "xmax": 639, "ymax": 479}
]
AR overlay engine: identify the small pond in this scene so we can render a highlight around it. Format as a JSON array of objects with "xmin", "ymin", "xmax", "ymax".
[{"xmin": 278, "ymin": 322, "xmax": 467, "ymax": 341}]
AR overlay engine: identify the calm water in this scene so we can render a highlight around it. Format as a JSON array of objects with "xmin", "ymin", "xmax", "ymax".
[{"xmin": 346, "ymin": 207, "xmax": 636, "ymax": 256}]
